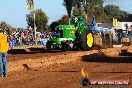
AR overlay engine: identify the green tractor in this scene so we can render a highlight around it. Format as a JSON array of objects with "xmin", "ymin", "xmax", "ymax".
[{"xmin": 46, "ymin": 15, "xmax": 94, "ymax": 51}]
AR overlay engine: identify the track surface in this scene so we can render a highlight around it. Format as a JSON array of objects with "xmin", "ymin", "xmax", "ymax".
[{"xmin": 0, "ymin": 46, "xmax": 132, "ymax": 88}]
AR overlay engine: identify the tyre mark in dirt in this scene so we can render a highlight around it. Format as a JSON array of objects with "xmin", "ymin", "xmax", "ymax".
[
  {"xmin": 8, "ymin": 51, "xmax": 83, "ymax": 72},
  {"xmin": 102, "ymin": 73, "xmax": 131, "ymax": 80},
  {"xmin": 8, "ymin": 51, "xmax": 80, "ymax": 62},
  {"xmin": 92, "ymin": 64, "xmax": 132, "ymax": 72}
]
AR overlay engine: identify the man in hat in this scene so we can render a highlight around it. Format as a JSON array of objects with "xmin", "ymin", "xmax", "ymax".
[{"xmin": 0, "ymin": 29, "xmax": 9, "ymax": 77}]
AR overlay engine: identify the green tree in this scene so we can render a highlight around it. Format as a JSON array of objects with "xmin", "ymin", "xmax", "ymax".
[
  {"xmin": 0, "ymin": 21, "xmax": 14, "ymax": 32},
  {"xmin": 104, "ymin": 5, "xmax": 128, "ymax": 18},
  {"xmin": 128, "ymin": 14, "xmax": 132, "ymax": 21},
  {"xmin": 104, "ymin": 4, "xmax": 129, "ymax": 22},
  {"xmin": 26, "ymin": 9, "xmax": 48, "ymax": 32},
  {"xmin": 84, "ymin": 0, "xmax": 108, "ymax": 22},
  {"xmin": 73, "ymin": 6, "xmax": 83, "ymax": 16},
  {"xmin": 58, "ymin": 15, "xmax": 69, "ymax": 24},
  {"xmin": 63, "ymin": 0, "xmax": 108, "ymax": 23},
  {"xmin": 72, "ymin": 0, "xmax": 83, "ymax": 8},
  {"xmin": 63, "ymin": 0, "xmax": 130, "ymax": 23},
  {"xmin": 0, "ymin": 21, "xmax": 10, "ymax": 29}
]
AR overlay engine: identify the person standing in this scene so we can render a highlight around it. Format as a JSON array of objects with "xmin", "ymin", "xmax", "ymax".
[{"xmin": 0, "ymin": 29, "xmax": 9, "ymax": 77}]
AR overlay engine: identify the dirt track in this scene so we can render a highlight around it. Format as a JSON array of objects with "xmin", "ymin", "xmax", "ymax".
[{"xmin": 0, "ymin": 46, "xmax": 132, "ymax": 88}]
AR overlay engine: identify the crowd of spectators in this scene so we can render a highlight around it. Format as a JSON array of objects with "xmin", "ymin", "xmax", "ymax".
[{"xmin": 0, "ymin": 27, "xmax": 52, "ymax": 47}]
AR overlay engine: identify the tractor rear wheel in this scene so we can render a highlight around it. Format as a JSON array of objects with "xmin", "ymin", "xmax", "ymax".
[{"xmin": 80, "ymin": 29, "xmax": 94, "ymax": 51}]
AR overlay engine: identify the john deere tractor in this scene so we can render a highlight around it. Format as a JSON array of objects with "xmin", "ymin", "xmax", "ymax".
[{"xmin": 46, "ymin": 15, "xmax": 95, "ymax": 51}]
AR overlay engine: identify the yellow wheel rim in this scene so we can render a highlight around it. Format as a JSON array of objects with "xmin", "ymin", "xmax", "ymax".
[{"xmin": 87, "ymin": 33, "xmax": 93, "ymax": 47}]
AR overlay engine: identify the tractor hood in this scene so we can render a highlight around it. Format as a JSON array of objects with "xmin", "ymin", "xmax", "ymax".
[
  {"xmin": 48, "ymin": 38, "xmax": 73, "ymax": 44},
  {"xmin": 55, "ymin": 25, "xmax": 75, "ymax": 30}
]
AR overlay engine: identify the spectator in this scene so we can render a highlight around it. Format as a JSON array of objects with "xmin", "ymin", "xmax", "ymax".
[{"xmin": 0, "ymin": 29, "xmax": 10, "ymax": 77}]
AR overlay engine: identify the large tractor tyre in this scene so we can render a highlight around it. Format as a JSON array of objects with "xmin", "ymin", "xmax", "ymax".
[
  {"xmin": 46, "ymin": 41, "xmax": 53, "ymax": 51},
  {"xmin": 80, "ymin": 29, "xmax": 94, "ymax": 51},
  {"xmin": 61, "ymin": 42, "xmax": 67, "ymax": 51},
  {"xmin": 61, "ymin": 40, "xmax": 73, "ymax": 51}
]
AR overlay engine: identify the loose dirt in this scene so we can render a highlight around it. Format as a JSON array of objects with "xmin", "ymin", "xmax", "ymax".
[{"xmin": 0, "ymin": 46, "xmax": 132, "ymax": 88}]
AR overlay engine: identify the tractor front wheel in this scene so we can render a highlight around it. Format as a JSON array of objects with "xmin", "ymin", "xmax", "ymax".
[
  {"xmin": 66, "ymin": 40, "xmax": 73, "ymax": 51},
  {"xmin": 61, "ymin": 40, "xmax": 73, "ymax": 51},
  {"xmin": 46, "ymin": 41, "xmax": 53, "ymax": 51},
  {"xmin": 80, "ymin": 29, "xmax": 94, "ymax": 51}
]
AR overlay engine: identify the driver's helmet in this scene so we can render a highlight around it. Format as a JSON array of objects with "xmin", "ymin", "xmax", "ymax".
[{"xmin": 71, "ymin": 15, "xmax": 84, "ymax": 24}]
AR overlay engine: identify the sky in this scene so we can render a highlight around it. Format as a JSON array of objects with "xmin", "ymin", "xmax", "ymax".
[{"xmin": 0, "ymin": 0, "xmax": 131, "ymax": 28}]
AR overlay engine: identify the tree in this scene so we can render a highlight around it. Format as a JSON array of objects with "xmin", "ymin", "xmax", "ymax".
[
  {"xmin": 104, "ymin": 4, "xmax": 129, "ymax": 22},
  {"xmin": 104, "ymin": 5, "xmax": 128, "ymax": 17},
  {"xmin": 0, "ymin": 21, "xmax": 10, "ymax": 30},
  {"xmin": 73, "ymin": 6, "xmax": 83, "ymax": 16},
  {"xmin": 58, "ymin": 15, "xmax": 69, "ymax": 24},
  {"xmin": 72, "ymin": 0, "xmax": 83, "ymax": 8},
  {"xmin": 26, "ymin": 9, "xmax": 48, "ymax": 32},
  {"xmin": 63, "ymin": 0, "xmax": 108, "ymax": 23},
  {"xmin": 128, "ymin": 14, "xmax": 132, "ymax": 21},
  {"xmin": 0, "ymin": 21, "xmax": 14, "ymax": 34},
  {"xmin": 84, "ymin": 0, "xmax": 108, "ymax": 23}
]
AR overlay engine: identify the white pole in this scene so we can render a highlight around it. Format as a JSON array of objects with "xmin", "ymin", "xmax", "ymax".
[
  {"xmin": 84, "ymin": 0, "xmax": 87, "ymax": 20},
  {"xmin": 69, "ymin": 18, "xmax": 70, "ymax": 25},
  {"xmin": 33, "ymin": 12, "xmax": 37, "ymax": 45}
]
